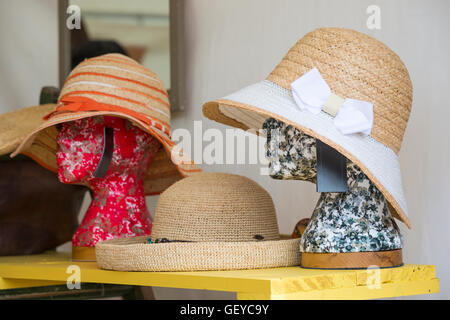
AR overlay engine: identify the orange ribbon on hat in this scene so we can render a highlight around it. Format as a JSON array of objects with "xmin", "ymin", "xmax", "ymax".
[
  {"xmin": 43, "ymin": 95, "xmax": 172, "ymax": 139},
  {"xmin": 41, "ymin": 95, "xmax": 201, "ymax": 167},
  {"xmin": 44, "ymin": 96, "xmax": 153, "ymax": 125}
]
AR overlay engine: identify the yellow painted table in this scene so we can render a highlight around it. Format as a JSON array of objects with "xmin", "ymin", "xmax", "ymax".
[{"xmin": 0, "ymin": 252, "xmax": 439, "ymax": 299}]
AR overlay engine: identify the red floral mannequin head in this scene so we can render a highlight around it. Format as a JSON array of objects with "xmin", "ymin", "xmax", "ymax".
[
  {"xmin": 57, "ymin": 116, "xmax": 158, "ymax": 185},
  {"xmin": 56, "ymin": 115, "xmax": 161, "ymax": 255}
]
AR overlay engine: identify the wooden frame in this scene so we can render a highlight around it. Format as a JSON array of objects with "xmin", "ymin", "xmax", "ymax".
[
  {"xmin": 58, "ymin": 0, "xmax": 71, "ymax": 88},
  {"xmin": 169, "ymin": 0, "xmax": 186, "ymax": 112},
  {"xmin": 58, "ymin": 0, "xmax": 186, "ymax": 111}
]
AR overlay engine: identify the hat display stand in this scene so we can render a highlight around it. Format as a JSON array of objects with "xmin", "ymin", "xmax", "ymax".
[
  {"xmin": 264, "ymin": 118, "xmax": 403, "ymax": 269},
  {"xmin": 0, "ymin": 26, "xmax": 439, "ymax": 301},
  {"xmin": 9, "ymin": 53, "xmax": 201, "ymax": 261},
  {"xmin": 203, "ymin": 28, "xmax": 414, "ymax": 230},
  {"xmin": 58, "ymin": 116, "xmax": 161, "ymax": 261},
  {"xmin": 202, "ymin": 27, "xmax": 417, "ymax": 270}
]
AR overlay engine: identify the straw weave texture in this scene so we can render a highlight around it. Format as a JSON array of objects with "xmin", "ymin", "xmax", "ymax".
[
  {"xmin": 10, "ymin": 53, "xmax": 201, "ymax": 195},
  {"xmin": 202, "ymin": 28, "xmax": 413, "ymax": 228},
  {"xmin": 152, "ymin": 172, "xmax": 280, "ymax": 242},
  {"xmin": 266, "ymin": 28, "xmax": 412, "ymax": 154},
  {"xmin": 0, "ymin": 104, "xmax": 55, "ymax": 156},
  {"xmin": 96, "ymin": 236, "xmax": 301, "ymax": 271},
  {"xmin": 96, "ymin": 173, "xmax": 301, "ymax": 271},
  {"xmin": 60, "ymin": 53, "xmax": 171, "ymax": 135}
]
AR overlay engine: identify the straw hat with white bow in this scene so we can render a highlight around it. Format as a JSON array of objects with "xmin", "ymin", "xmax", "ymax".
[{"xmin": 203, "ymin": 28, "xmax": 413, "ymax": 228}]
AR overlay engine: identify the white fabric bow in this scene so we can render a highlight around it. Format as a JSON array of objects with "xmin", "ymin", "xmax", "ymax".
[{"xmin": 291, "ymin": 68, "xmax": 373, "ymax": 136}]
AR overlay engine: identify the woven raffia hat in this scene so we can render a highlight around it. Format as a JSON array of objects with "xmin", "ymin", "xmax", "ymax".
[
  {"xmin": 203, "ymin": 28, "xmax": 413, "ymax": 228},
  {"xmin": 0, "ymin": 104, "xmax": 56, "ymax": 157},
  {"xmin": 10, "ymin": 53, "xmax": 201, "ymax": 194},
  {"xmin": 95, "ymin": 172, "xmax": 301, "ymax": 271}
]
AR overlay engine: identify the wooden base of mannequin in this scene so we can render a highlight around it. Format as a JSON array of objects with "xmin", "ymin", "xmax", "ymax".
[
  {"xmin": 72, "ymin": 246, "xmax": 97, "ymax": 262},
  {"xmin": 301, "ymin": 249, "xmax": 403, "ymax": 269}
]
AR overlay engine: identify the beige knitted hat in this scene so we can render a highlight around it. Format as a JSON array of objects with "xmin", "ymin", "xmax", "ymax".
[
  {"xmin": 203, "ymin": 28, "xmax": 413, "ymax": 228},
  {"xmin": 95, "ymin": 172, "xmax": 301, "ymax": 271},
  {"xmin": 9, "ymin": 53, "xmax": 201, "ymax": 195}
]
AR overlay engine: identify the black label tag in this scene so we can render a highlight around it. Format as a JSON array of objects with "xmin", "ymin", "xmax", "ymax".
[
  {"xmin": 93, "ymin": 127, "xmax": 114, "ymax": 178},
  {"xmin": 316, "ymin": 139, "xmax": 348, "ymax": 193}
]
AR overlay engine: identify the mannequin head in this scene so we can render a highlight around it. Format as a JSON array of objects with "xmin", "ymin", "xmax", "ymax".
[
  {"xmin": 263, "ymin": 117, "xmax": 402, "ymax": 259},
  {"xmin": 56, "ymin": 115, "xmax": 161, "ymax": 251},
  {"xmin": 263, "ymin": 118, "xmax": 317, "ymax": 182},
  {"xmin": 57, "ymin": 115, "xmax": 160, "ymax": 187}
]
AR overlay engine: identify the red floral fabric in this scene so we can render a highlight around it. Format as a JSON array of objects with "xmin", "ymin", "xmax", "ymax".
[{"xmin": 56, "ymin": 116, "xmax": 160, "ymax": 247}]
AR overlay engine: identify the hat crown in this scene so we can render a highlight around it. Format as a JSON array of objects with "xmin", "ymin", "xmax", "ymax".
[
  {"xmin": 59, "ymin": 53, "xmax": 171, "ymax": 130},
  {"xmin": 267, "ymin": 28, "xmax": 412, "ymax": 154},
  {"xmin": 152, "ymin": 173, "xmax": 280, "ymax": 242}
]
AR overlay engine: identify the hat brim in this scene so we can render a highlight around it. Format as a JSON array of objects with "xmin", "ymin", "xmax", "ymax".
[
  {"xmin": 11, "ymin": 110, "xmax": 201, "ymax": 195},
  {"xmin": 203, "ymin": 80, "xmax": 410, "ymax": 228},
  {"xmin": 95, "ymin": 235, "xmax": 301, "ymax": 271},
  {"xmin": 0, "ymin": 104, "xmax": 57, "ymax": 156}
]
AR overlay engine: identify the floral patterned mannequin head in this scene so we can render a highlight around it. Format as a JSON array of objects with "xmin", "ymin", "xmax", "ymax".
[
  {"xmin": 57, "ymin": 116, "xmax": 158, "ymax": 185},
  {"xmin": 262, "ymin": 117, "xmax": 402, "ymax": 256},
  {"xmin": 56, "ymin": 115, "xmax": 161, "ymax": 252},
  {"xmin": 263, "ymin": 118, "xmax": 317, "ymax": 182}
]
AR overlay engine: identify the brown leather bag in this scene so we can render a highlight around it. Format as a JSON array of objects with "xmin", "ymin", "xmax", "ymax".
[{"xmin": 0, "ymin": 155, "xmax": 87, "ymax": 255}]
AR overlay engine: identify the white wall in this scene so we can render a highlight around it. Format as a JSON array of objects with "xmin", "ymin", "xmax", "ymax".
[
  {"xmin": 1, "ymin": 0, "xmax": 448, "ymax": 300},
  {"xmin": 162, "ymin": 0, "xmax": 450, "ymax": 299},
  {"xmin": 0, "ymin": 0, "xmax": 59, "ymax": 112}
]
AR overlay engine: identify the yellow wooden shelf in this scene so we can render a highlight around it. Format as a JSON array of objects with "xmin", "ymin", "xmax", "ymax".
[{"xmin": 0, "ymin": 252, "xmax": 439, "ymax": 299}]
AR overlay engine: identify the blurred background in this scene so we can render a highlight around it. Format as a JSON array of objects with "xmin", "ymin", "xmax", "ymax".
[
  {"xmin": 0, "ymin": 0, "xmax": 449, "ymax": 299},
  {"xmin": 69, "ymin": 0, "xmax": 171, "ymax": 86}
]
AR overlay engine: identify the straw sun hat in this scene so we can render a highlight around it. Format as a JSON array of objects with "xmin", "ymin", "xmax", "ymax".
[
  {"xmin": 7, "ymin": 53, "xmax": 201, "ymax": 195},
  {"xmin": 203, "ymin": 28, "xmax": 413, "ymax": 228},
  {"xmin": 0, "ymin": 104, "xmax": 56, "ymax": 157},
  {"xmin": 96, "ymin": 172, "xmax": 301, "ymax": 271}
]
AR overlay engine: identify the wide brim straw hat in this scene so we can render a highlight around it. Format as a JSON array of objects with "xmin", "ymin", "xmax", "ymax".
[
  {"xmin": 10, "ymin": 53, "xmax": 201, "ymax": 195},
  {"xmin": 0, "ymin": 104, "xmax": 56, "ymax": 157},
  {"xmin": 96, "ymin": 172, "xmax": 301, "ymax": 271},
  {"xmin": 203, "ymin": 28, "xmax": 413, "ymax": 228}
]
